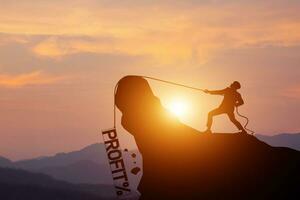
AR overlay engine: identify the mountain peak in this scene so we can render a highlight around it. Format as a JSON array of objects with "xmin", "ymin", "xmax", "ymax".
[
  {"xmin": 79, "ymin": 143, "xmax": 104, "ymax": 152},
  {"xmin": 15, "ymin": 143, "xmax": 106, "ymax": 170},
  {"xmin": 0, "ymin": 156, "xmax": 13, "ymax": 168}
]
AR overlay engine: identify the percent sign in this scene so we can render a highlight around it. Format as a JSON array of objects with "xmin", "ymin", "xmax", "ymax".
[{"xmin": 115, "ymin": 181, "xmax": 131, "ymax": 196}]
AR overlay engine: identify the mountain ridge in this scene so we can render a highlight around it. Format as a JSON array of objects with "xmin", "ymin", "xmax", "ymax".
[
  {"xmin": 0, "ymin": 143, "xmax": 113, "ymax": 184},
  {"xmin": 256, "ymin": 133, "xmax": 300, "ymax": 151},
  {"xmin": 0, "ymin": 167, "xmax": 115, "ymax": 200},
  {"xmin": 0, "ymin": 143, "xmax": 141, "ymax": 186},
  {"xmin": 15, "ymin": 143, "xmax": 107, "ymax": 169}
]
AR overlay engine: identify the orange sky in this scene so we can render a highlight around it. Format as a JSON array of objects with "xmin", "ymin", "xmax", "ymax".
[{"xmin": 1, "ymin": 0, "xmax": 300, "ymax": 160}]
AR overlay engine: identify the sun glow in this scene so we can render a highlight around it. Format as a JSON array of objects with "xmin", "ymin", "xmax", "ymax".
[{"xmin": 166, "ymin": 99, "xmax": 189, "ymax": 118}]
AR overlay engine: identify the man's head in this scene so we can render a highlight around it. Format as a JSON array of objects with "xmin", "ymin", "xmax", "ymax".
[{"xmin": 230, "ymin": 81, "xmax": 241, "ymax": 90}]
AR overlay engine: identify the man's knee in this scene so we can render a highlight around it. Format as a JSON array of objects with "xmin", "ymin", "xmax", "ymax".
[
  {"xmin": 209, "ymin": 109, "xmax": 220, "ymax": 117},
  {"xmin": 208, "ymin": 111, "xmax": 214, "ymax": 117}
]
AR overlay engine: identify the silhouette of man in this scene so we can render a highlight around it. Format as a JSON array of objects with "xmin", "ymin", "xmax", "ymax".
[{"xmin": 204, "ymin": 81, "xmax": 247, "ymax": 134}]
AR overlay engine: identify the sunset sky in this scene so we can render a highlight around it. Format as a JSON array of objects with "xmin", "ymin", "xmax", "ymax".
[{"xmin": 1, "ymin": 0, "xmax": 300, "ymax": 160}]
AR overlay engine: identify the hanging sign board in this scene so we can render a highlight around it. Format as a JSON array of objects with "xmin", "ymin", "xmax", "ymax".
[{"xmin": 102, "ymin": 128, "xmax": 132, "ymax": 198}]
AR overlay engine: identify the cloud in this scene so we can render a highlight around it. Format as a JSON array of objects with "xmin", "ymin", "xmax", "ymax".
[
  {"xmin": 0, "ymin": 34, "xmax": 30, "ymax": 45},
  {"xmin": 32, "ymin": 36, "xmax": 116, "ymax": 58},
  {"xmin": 1, "ymin": 1, "xmax": 300, "ymax": 65},
  {"xmin": 31, "ymin": 35, "xmax": 196, "ymax": 65},
  {"xmin": 0, "ymin": 71, "xmax": 67, "ymax": 88},
  {"xmin": 281, "ymin": 86, "xmax": 300, "ymax": 99}
]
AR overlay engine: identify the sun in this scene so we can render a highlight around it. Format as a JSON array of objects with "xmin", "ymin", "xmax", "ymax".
[{"xmin": 166, "ymin": 99, "xmax": 188, "ymax": 118}]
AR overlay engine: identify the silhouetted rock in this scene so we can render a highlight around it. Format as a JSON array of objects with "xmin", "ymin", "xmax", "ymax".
[
  {"xmin": 116, "ymin": 76, "xmax": 300, "ymax": 200},
  {"xmin": 131, "ymin": 167, "xmax": 141, "ymax": 175}
]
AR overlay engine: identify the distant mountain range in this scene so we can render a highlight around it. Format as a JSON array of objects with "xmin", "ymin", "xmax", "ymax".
[
  {"xmin": 1, "ymin": 143, "xmax": 113, "ymax": 184},
  {"xmin": 15, "ymin": 143, "xmax": 107, "ymax": 170},
  {"xmin": 0, "ymin": 156, "xmax": 14, "ymax": 168},
  {"xmin": 17, "ymin": 143, "xmax": 114, "ymax": 184},
  {"xmin": 0, "ymin": 143, "xmax": 142, "ymax": 188},
  {"xmin": 256, "ymin": 133, "xmax": 300, "ymax": 151},
  {"xmin": 0, "ymin": 167, "xmax": 115, "ymax": 200}
]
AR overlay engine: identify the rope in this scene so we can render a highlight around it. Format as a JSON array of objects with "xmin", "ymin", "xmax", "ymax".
[
  {"xmin": 142, "ymin": 76, "xmax": 205, "ymax": 92},
  {"xmin": 113, "ymin": 81, "xmax": 120, "ymax": 129},
  {"xmin": 113, "ymin": 75, "xmax": 254, "ymax": 135},
  {"xmin": 235, "ymin": 106, "xmax": 255, "ymax": 135}
]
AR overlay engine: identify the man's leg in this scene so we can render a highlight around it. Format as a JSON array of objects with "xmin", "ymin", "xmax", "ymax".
[
  {"xmin": 227, "ymin": 112, "xmax": 247, "ymax": 133},
  {"xmin": 206, "ymin": 108, "xmax": 224, "ymax": 133}
]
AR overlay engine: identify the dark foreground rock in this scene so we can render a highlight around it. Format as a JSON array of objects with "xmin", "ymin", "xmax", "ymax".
[{"xmin": 116, "ymin": 76, "xmax": 300, "ymax": 200}]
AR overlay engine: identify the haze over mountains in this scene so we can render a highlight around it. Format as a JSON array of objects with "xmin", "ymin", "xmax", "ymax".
[
  {"xmin": 1, "ymin": 143, "xmax": 112, "ymax": 184},
  {"xmin": 0, "ymin": 167, "xmax": 115, "ymax": 200},
  {"xmin": 0, "ymin": 143, "xmax": 142, "ymax": 187},
  {"xmin": 256, "ymin": 133, "xmax": 300, "ymax": 151},
  {"xmin": 15, "ymin": 143, "xmax": 113, "ymax": 184}
]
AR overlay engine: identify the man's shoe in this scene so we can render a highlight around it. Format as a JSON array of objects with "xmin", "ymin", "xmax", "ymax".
[
  {"xmin": 239, "ymin": 130, "xmax": 248, "ymax": 134},
  {"xmin": 204, "ymin": 129, "xmax": 212, "ymax": 134}
]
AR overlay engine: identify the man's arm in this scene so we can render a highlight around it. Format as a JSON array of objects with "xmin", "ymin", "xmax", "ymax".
[
  {"xmin": 235, "ymin": 94, "xmax": 244, "ymax": 107},
  {"xmin": 204, "ymin": 88, "xmax": 227, "ymax": 95}
]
